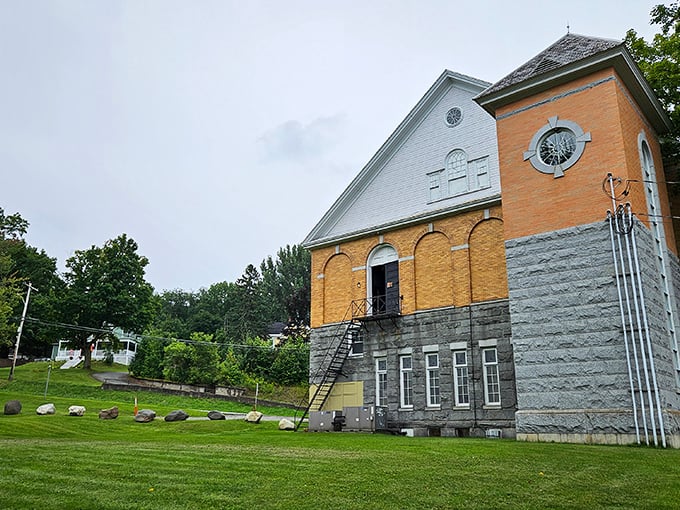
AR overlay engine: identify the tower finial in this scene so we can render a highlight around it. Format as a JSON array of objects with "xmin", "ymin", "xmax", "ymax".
[{"xmin": 567, "ymin": 22, "xmax": 570, "ymax": 34}]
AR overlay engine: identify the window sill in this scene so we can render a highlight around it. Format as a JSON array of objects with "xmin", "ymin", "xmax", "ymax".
[
  {"xmin": 398, "ymin": 407, "xmax": 414, "ymax": 412},
  {"xmin": 426, "ymin": 405, "xmax": 441, "ymax": 410},
  {"xmin": 483, "ymin": 404, "xmax": 501, "ymax": 410},
  {"xmin": 453, "ymin": 405, "xmax": 470, "ymax": 409}
]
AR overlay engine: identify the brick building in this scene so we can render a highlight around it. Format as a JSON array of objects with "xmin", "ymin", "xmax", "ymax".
[{"xmin": 302, "ymin": 34, "xmax": 680, "ymax": 446}]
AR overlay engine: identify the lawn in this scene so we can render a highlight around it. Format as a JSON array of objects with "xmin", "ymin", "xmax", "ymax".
[{"xmin": 1, "ymin": 362, "xmax": 680, "ymax": 509}]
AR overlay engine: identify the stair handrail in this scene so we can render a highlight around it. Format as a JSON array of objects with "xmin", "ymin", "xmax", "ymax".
[{"xmin": 293, "ymin": 303, "xmax": 356, "ymax": 430}]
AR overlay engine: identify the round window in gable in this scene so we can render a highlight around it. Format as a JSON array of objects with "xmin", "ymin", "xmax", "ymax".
[
  {"xmin": 523, "ymin": 116, "xmax": 591, "ymax": 178},
  {"xmin": 445, "ymin": 107, "xmax": 463, "ymax": 127}
]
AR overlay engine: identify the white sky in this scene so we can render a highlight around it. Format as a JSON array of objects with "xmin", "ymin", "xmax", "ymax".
[{"xmin": 0, "ymin": 0, "xmax": 662, "ymax": 292}]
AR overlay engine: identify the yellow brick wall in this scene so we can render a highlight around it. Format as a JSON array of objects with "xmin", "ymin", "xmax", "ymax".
[
  {"xmin": 310, "ymin": 206, "xmax": 509, "ymax": 327},
  {"xmin": 495, "ymin": 67, "xmax": 676, "ymax": 254},
  {"xmin": 470, "ymin": 218, "xmax": 508, "ymax": 302}
]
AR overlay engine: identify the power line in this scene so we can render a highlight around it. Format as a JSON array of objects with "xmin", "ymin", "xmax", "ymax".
[{"xmin": 20, "ymin": 316, "xmax": 307, "ymax": 351}]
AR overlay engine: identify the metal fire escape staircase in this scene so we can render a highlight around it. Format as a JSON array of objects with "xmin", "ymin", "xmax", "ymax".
[{"xmin": 294, "ymin": 312, "xmax": 362, "ymax": 431}]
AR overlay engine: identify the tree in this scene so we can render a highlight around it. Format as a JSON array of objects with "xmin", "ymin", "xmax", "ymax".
[
  {"xmin": 0, "ymin": 208, "xmax": 63, "ymax": 354},
  {"xmin": 232, "ymin": 264, "xmax": 268, "ymax": 340},
  {"xmin": 129, "ymin": 332, "xmax": 167, "ymax": 379},
  {"xmin": 260, "ymin": 244, "xmax": 311, "ymax": 326},
  {"xmin": 0, "ymin": 207, "xmax": 29, "ymax": 241},
  {"xmin": 60, "ymin": 234, "xmax": 155, "ymax": 369},
  {"xmin": 269, "ymin": 336, "xmax": 309, "ymax": 385},
  {"xmin": 0, "ymin": 252, "xmax": 20, "ymax": 346},
  {"xmin": 625, "ymin": 2, "xmax": 680, "ymax": 164}
]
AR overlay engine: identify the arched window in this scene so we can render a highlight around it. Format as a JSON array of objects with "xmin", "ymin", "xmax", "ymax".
[
  {"xmin": 446, "ymin": 150, "xmax": 468, "ymax": 196},
  {"xmin": 428, "ymin": 150, "xmax": 490, "ymax": 202}
]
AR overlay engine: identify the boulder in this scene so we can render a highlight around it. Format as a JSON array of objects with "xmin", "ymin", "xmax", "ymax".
[
  {"xmin": 36, "ymin": 403, "xmax": 56, "ymax": 415},
  {"xmin": 278, "ymin": 418, "xmax": 295, "ymax": 431},
  {"xmin": 164, "ymin": 410, "xmax": 189, "ymax": 422},
  {"xmin": 4, "ymin": 400, "xmax": 22, "ymax": 415},
  {"xmin": 134, "ymin": 409, "xmax": 156, "ymax": 423},
  {"xmin": 207, "ymin": 410, "xmax": 226, "ymax": 420},
  {"xmin": 245, "ymin": 410, "xmax": 263, "ymax": 423},
  {"xmin": 99, "ymin": 406, "xmax": 119, "ymax": 420},
  {"xmin": 68, "ymin": 405, "xmax": 86, "ymax": 416}
]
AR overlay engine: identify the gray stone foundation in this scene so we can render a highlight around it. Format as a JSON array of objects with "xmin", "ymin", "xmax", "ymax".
[{"xmin": 310, "ymin": 300, "xmax": 516, "ymax": 437}]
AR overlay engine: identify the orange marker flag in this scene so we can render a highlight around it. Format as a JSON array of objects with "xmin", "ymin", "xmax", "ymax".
[{"xmin": 134, "ymin": 395, "xmax": 138, "ymax": 416}]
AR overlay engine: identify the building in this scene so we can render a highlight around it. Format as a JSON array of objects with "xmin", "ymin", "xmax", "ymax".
[
  {"xmin": 302, "ymin": 33, "xmax": 680, "ymax": 447},
  {"xmin": 53, "ymin": 329, "xmax": 138, "ymax": 366}
]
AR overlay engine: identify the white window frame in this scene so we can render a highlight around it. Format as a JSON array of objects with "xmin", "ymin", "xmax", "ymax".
[
  {"xmin": 349, "ymin": 328, "xmax": 364, "ymax": 357},
  {"xmin": 447, "ymin": 149, "xmax": 468, "ymax": 196},
  {"xmin": 425, "ymin": 352, "xmax": 441, "ymax": 407},
  {"xmin": 453, "ymin": 350, "xmax": 470, "ymax": 407},
  {"xmin": 429, "ymin": 151, "xmax": 491, "ymax": 203},
  {"xmin": 482, "ymin": 347, "xmax": 501, "ymax": 406},
  {"xmin": 428, "ymin": 170, "xmax": 443, "ymax": 202},
  {"xmin": 376, "ymin": 357, "xmax": 387, "ymax": 407},
  {"xmin": 400, "ymin": 355, "xmax": 413, "ymax": 409}
]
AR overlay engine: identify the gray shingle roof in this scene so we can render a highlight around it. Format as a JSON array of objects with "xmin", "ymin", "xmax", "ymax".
[{"xmin": 481, "ymin": 33, "xmax": 623, "ymax": 97}]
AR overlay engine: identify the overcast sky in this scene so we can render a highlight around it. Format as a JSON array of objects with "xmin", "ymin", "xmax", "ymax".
[{"xmin": 0, "ymin": 0, "xmax": 663, "ymax": 292}]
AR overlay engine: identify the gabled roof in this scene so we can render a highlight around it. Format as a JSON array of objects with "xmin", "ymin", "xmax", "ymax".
[
  {"xmin": 475, "ymin": 33, "xmax": 671, "ymax": 134},
  {"xmin": 303, "ymin": 70, "xmax": 494, "ymax": 249}
]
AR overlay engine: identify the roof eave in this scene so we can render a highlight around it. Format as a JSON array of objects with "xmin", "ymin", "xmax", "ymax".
[
  {"xmin": 303, "ymin": 70, "xmax": 491, "ymax": 247},
  {"xmin": 303, "ymin": 194, "xmax": 502, "ymax": 250}
]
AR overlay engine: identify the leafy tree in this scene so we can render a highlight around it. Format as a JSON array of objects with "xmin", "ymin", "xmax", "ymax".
[
  {"xmin": 0, "ymin": 252, "xmax": 20, "ymax": 346},
  {"xmin": 235, "ymin": 336, "xmax": 275, "ymax": 379},
  {"xmin": 625, "ymin": 2, "xmax": 680, "ymax": 163},
  {"xmin": 1, "ymin": 237, "xmax": 64, "ymax": 356},
  {"xmin": 187, "ymin": 332, "xmax": 219, "ymax": 385},
  {"xmin": 194, "ymin": 281, "xmax": 238, "ymax": 339},
  {"xmin": 260, "ymin": 244, "xmax": 311, "ymax": 326},
  {"xmin": 149, "ymin": 290, "xmax": 196, "ymax": 339},
  {"xmin": 216, "ymin": 349, "xmax": 245, "ymax": 386},
  {"xmin": 0, "ymin": 207, "xmax": 29, "ymax": 241},
  {"xmin": 0, "ymin": 208, "xmax": 62, "ymax": 355},
  {"xmin": 270, "ymin": 336, "xmax": 310, "ymax": 385},
  {"xmin": 60, "ymin": 234, "xmax": 155, "ymax": 369},
  {"xmin": 129, "ymin": 333, "xmax": 167, "ymax": 379},
  {"xmin": 162, "ymin": 340, "xmax": 192, "ymax": 383}
]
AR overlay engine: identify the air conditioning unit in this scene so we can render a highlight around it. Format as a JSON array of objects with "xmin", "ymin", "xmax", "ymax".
[{"xmin": 485, "ymin": 428, "xmax": 503, "ymax": 439}]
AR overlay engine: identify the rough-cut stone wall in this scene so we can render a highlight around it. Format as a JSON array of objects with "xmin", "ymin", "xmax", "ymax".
[
  {"xmin": 507, "ymin": 220, "xmax": 680, "ymax": 444},
  {"xmin": 631, "ymin": 221, "xmax": 680, "ymax": 421},
  {"xmin": 309, "ymin": 300, "xmax": 515, "ymax": 437}
]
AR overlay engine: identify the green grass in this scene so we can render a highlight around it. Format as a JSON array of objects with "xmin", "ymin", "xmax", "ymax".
[
  {"xmin": 1, "ymin": 363, "xmax": 680, "ymax": 509},
  {"xmin": 0, "ymin": 361, "xmax": 296, "ymax": 416}
]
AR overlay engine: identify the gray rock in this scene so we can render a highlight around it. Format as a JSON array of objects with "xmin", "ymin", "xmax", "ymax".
[
  {"xmin": 68, "ymin": 405, "xmax": 86, "ymax": 416},
  {"xmin": 245, "ymin": 410, "xmax": 263, "ymax": 423},
  {"xmin": 36, "ymin": 403, "xmax": 56, "ymax": 415},
  {"xmin": 164, "ymin": 410, "xmax": 189, "ymax": 422},
  {"xmin": 99, "ymin": 406, "xmax": 119, "ymax": 420},
  {"xmin": 207, "ymin": 410, "xmax": 226, "ymax": 420},
  {"xmin": 134, "ymin": 409, "xmax": 156, "ymax": 423},
  {"xmin": 278, "ymin": 418, "xmax": 295, "ymax": 430},
  {"xmin": 4, "ymin": 400, "xmax": 21, "ymax": 415}
]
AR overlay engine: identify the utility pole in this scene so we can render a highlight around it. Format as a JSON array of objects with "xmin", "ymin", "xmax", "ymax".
[{"xmin": 8, "ymin": 282, "xmax": 37, "ymax": 381}]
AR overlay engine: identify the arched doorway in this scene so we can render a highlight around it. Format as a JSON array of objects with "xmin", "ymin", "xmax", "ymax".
[{"xmin": 367, "ymin": 244, "xmax": 400, "ymax": 315}]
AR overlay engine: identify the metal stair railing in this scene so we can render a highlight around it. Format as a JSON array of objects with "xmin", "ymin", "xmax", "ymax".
[{"xmin": 294, "ymin": 305, "xmax": 359, "ymax": 431}]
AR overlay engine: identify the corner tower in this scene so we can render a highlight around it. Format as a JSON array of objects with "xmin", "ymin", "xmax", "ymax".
[{"xmin": 476, "ymin": 34, "xmax": 680, "ymax": 446}]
